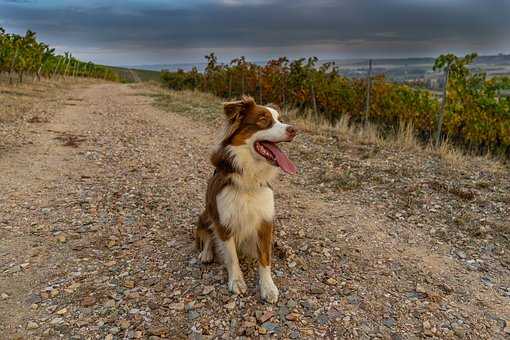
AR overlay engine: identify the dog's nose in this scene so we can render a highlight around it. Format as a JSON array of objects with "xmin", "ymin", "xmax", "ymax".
[{"xmin": 286, "ymin": 125, "xmax": 297, "ymax": 137}]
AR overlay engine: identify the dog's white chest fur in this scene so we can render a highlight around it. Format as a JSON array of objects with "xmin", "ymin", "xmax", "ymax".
[{"xmin": 216, "ymin": 185, "xmax": 274, "ymax": 244}]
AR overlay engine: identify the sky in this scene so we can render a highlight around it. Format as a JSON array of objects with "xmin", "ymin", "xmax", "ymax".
[{"xmin": 1, "ymin": 0, "xmax": 509, "ymax": 66}]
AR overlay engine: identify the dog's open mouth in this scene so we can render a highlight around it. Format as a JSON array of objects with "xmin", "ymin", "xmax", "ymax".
[{"xmin": 254, "ymin": 141, "xmax": 297, "ymax": 174}]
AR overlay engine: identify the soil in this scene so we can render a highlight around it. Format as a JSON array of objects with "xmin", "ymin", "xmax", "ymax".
[{"xmin": 0, "ymin": 82, "xmax": 509, "ymax": 339}]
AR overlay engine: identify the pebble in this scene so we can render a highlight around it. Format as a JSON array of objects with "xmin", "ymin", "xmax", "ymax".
[
  {"xmin": 188, "ymin": 310, "xmax": 200, "ymax": 320},
  {"xmin": 286, "ymin": 313, "xmax": 300, "ymax": 321},
  {"xmin": 170, "ymin": 302, "xmax": 185, "ymax": 311},
  {"xmin": 383, "ymin": 318, "xmax": 396, "ymax": 328},
  {"xmin": 225, "ymin": 301, "xmax": 236, "ymax": 310},
  {"xmin": 81, "ymin": 296, "xmax": 96, "ymax": 307},
  {"xmin": 1, "ymin": 293, "xmax": 8, "ymax": 300},
  {"xmin": 27, "ymin": 321, "xmax": 39, "ymax": 330},
  {"xmin": 201, "ymin": 285, "xmax": 214, "ymax": 295},
  {"xmin": 56, "ymin": 307, "xmax": 67, "ymax": 315},
  {"xmin": 326, "ymin": 277, "xmax": 337, "ymax": 285},
  {"xmin": 50, "ymin": 317, "xmax": 64, "ymax": 325},
  {"xmin": 261, "ymin": 322, "xmax": 279, "ymax": 333},
  {"xmin": 119, "ymin": 320, "xmax": 130, "ymax": 329}
]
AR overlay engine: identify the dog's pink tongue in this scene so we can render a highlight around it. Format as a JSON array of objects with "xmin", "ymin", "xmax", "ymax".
[{"xmin": 261, "ymin": 142, "xmax": 297, "ymax": 174}]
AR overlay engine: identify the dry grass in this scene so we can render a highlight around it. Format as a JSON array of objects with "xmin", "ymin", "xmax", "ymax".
[{"xmin": 146, "ymin": 87, "xmax": 508, "ymax": 171}]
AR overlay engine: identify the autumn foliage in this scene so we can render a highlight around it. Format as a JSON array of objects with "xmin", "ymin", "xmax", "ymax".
[{"xmin": 161, "ymin": 52, "xmax": 510, "ymax": 154}]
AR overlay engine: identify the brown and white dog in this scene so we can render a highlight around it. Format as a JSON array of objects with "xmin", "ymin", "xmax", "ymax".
[{"xmin": 196, "ymin": 96, "xmax": 297, "ymax": 303}]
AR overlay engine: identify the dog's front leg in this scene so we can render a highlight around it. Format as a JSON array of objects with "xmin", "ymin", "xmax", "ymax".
[
  {"xmin": 218, "ymin": 236, "xmax": 247, "ymax": 295},
  {"xmin": 257, "ymin": 221, "xmax": 279, "ymax": 303}
]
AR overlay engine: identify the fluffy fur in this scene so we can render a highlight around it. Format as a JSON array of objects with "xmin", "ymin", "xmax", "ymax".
[{"xmin": 196, "ymin": 96, "xmax": 297, "ymax": 303}]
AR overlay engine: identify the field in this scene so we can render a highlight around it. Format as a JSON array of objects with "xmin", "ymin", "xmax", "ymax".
[{"xmin": 1, "ymin": 79, "xmax": 509, "ymax": 339}]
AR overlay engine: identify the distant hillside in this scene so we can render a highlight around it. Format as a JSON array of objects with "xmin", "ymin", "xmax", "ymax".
[
  {"xmin": 107, "ymin": 66, "xmax": 161, "ymax": 83},
  {"xmin": 127, "ymin": 54, "xmax": 510, "ymax": 82}
]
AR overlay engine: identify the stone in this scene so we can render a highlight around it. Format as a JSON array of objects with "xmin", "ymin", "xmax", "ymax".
[
  {"xmin": 81, "ymin": 296, "xmax": 96, "ymax": 307},
  {"xmin": 326, "ymin": 277, "xmax": 338, "ymax": 285},
  {"xmin": 1, "ymin": 293, "xmax": 8, "ymax": 300},
  {"xmin": 188, "ymin": 310, "xmax": 200, "ymax": 320},
  {"xmin": 119, "ymin": 320, "xmax": 130, "ymax": 329},
  {"xmin": 258, "ymin": 310, "xmax": 274, "ymax": 323},
  {"xmin": 286, "ymin": 313, "xmax": 300, "ymax": 321},
  {"xmin": 56, "ymin": 308, "xmax": 67, "ymax": 315},
  {"xmin": 383, "ymin": 318, "xmax": 396, "ymax": 328},
  {"xmin": 260, "ymin": 322, "xmax": 279, "ymax": 333},
  {"xmin": 170, "ymin": 302, "xmax": 185, "ymax": 311},
  {"xmin": 201, "ymin": 285, "xmax": 214, "ymax": 295},
  {"xmin": 27, "ymin": 321, "xmax": 39, "ymax": 330},
  {"xmin": 225, "ymin": 301, "xmax": 236, "ymax": 310},
  {"xmin": 124, "ymin": 280, "xmax": 135, "ymax": 288},
  {"xmin": 50, "ymin": 317, "xmax": 64, "ymax": 325}
]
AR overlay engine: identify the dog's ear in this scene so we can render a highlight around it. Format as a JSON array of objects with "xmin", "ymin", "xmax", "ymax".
[{"xmin": 223, "ymin": 96, "xmax": 255, "ymax": 122}]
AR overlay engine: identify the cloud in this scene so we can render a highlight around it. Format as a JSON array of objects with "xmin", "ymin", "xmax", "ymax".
[{"xmin": 1, "ymin": 0, "xmax": 509, "ymax": 64}]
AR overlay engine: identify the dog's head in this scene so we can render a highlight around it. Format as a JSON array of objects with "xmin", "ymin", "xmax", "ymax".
[{"xmin": 221, "ymin": 96, "xmax": 297, "ymax": 174}]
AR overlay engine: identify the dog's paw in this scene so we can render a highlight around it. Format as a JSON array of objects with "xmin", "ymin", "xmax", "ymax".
[
  {"xmin": 228, "ymin": 277, "xmax": 247, "ymax": 295},
  {"xmin": 198, "ymin": 248, "xmax": 214, "ymax": 264},
  {"xmin": 260, "ymin": 279, "xmax": 279, "ymax": 304}
]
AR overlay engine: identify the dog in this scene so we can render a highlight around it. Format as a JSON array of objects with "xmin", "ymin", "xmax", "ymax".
[{"xmin": 196, "ymin": 96, "xmax": 297, "ymax": 303}]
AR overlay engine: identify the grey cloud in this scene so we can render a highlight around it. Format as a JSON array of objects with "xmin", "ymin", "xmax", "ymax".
[{"xmin": 1, "ymin": 0, "xmax": 509, "ymax": 64}]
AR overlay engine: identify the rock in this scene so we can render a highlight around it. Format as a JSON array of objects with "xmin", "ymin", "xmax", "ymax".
[
  {"xmin": 27, "ymin": 321, "xmax": 39, "ymax": 330},
  {"xmin": 81, "ymin": 296, "xmax": 96, "ymax": 307},
  {"xmin": 504, "ymin": 326, "xmax": 510, "ymax": 335},
  {"xmin": 124, "ymin": 280, "xmax": 135, "ymax": 288},
  {"xmin": 1, "ymin": 293, "xmax": 8, "ymax": 300},
  {"xmin": 286, "ymin": 313, "xmax": 300, "ymax": 321},
  {"xmin": 110, "ymin": 326, "xmax": 120, "ymax": 334},
  {"xmin": 288, "ymin": 261, "xmax": 297, "ymax": 268},
  {"xmin": 105, "ymin": 334, "xmax": 113, "ymax": 340},
  {"xmin": 188, "ymin": 310, "xmax": 200, "ymax": 321},
  {"xmin": 416, "ymin": 284, "xmax": 427, "ymax": 294},
  {"xmin": 119, "ymin": 320, "xmax": 130, "ymax": 330},
  {"xmin": 56, "ymin": 234, "xmax": 67, "ymax": 243},
  {"xmin": 290, "ymin": 330, "xmax": 300, "ymax": 339},
  {"xmin": 225, "ymin": 301, "xmax": 236, "ymax": 310},
  {"xmin": 170, "ymin": 302, "xmax": 185, "ymax": 311},
  {"xmin": 326, "ymin": 277, "xmax": 338, "ymax": 285},
  {"xmin": 260, "ymin": 322, "xmax": 279, "ymax": 333},
  {"xmin": 56, "ymin": 307, "xmax": 67, "ymax": 315},
  {"xmin": 148, "ymin": 326, "xmax": 168, "ymax": 336},
  {"xmin": 383, "ymin": 318, "xmax": 396, "ymax": 328},
  {"xmin": 50, "ymin": 317, "xmax": 64, "ymax": 325},
  {"xmin": 257, "ymin": 310, "xmax": 274, "ymax": 323},
  {"xmin": 26, "ymin": 293, "xmax": 41, "ymax": 304},
  {"xmin": 310, "ymin": 286, "xmax": 324, "ymax": 294},
  {"xmin": 201, "ymin": 285, "xmax": 214, "ymax": 295}
]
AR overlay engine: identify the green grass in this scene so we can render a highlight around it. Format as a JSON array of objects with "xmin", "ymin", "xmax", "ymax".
[{"xmin": 107, "ymin": 66, "xmax": 162, "ymax": 83}]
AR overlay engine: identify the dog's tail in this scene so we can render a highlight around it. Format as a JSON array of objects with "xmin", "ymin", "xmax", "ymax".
[{"xmin": 196, "ymin": 211, "xmax": 213, "ymax": 251}]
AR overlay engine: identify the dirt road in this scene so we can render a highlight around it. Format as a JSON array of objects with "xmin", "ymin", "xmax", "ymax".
[{"xmin": 1, "ymin": 82, "xmax": 509, "ymax": 339}]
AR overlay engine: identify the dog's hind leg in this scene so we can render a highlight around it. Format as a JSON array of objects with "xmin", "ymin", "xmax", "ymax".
[{"xmin": 196, "ymin": 212, "xmax": 214, "ymax": 264}]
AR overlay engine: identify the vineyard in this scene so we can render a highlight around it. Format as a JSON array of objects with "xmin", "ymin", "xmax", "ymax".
[
  {"xmin": 161, "ymin": 53, "xmax": 510, "ymax": 155},
  {"xmin": 0, "ymin": 27, "xmax": 118, "ymax": 84}
]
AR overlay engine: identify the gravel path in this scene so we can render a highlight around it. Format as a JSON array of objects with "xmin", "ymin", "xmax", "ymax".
[{"xmin": 0, "ymin": 82, "xmax": 509, "ymax": 339}]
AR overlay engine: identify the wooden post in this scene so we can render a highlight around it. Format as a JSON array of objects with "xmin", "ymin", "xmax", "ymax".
[
  {"xmin": 241, "ymin": 71, "xmax": 245, "ymax": 95},
  {"xmin": 258, "ymin": 69, "xmax": 262, "ymax": 104},
  {"xmin": 365, "ymin": 59, "xmax": 372, "ymax": 120},
  {"xmin": 310, "ymin": 82, "xmax": 318, "ymax": 121},
  {"xmin": 435, "ymin": 65, "xmax": 450, "ymax": 146},
  {"xmin": 228, "ymin": 73, "xmax": 232, "ymax": 98}
]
